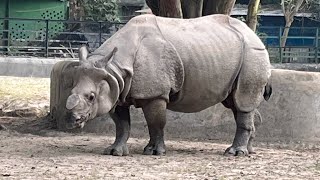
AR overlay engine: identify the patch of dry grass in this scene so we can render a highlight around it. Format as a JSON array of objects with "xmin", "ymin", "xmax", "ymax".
[
  {"xmin": 0, "ymin": 76, "xmax": 50, "ymax": 117},
  {"xmin": 0, "ymin": 76, "xmax": 50, "ymax": 101}
]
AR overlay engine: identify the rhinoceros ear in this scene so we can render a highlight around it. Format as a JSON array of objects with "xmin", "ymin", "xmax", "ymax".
[
  {"xmin": 94, "ymin": 47, "xmax": 118, "ymax": 69},
  {"xmin": 79, "ymin": 45, "xmax": 89, "ymax": 63},
  {"xmin": 66, "ymin": 94, "xmax": 80, "ymax": 110}
]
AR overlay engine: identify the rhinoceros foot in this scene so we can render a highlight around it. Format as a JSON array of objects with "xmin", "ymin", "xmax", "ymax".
[
  {"xmin": 224, "ymin": 146, "xmax": 248, "ymax": 156},
  {"xmin": 143, "ymin": 143, "xmax": 166, "ymax": 156},
  {"xmin": 103, "ymin": 143, "xmax": 129, "ymax": 156}
]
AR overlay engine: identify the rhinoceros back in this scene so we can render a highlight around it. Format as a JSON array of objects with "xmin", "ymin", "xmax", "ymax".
[{"xmin": 155, "ymin": 15, "xmax": 265, "ymax": 112}]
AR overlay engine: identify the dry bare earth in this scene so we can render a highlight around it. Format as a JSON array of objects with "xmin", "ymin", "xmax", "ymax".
[{"xmin": 0, "ymin": 76, "xmax": 320, "ymax": 179}]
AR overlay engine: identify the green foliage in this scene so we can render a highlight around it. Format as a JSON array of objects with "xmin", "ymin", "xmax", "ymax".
[{"xmin": 82, "ymin": 0, "xmax": 120, "ymax": 22}]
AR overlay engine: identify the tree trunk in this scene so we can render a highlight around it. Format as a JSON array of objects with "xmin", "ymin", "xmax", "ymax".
[
  {"xmin": 68, "ymin": 0, "xmax": 85, "ymax": 31},
  {"xmin": 281, "ymin": 21, "xmax": 293, "ymax": 47},
  {"xmin": 146, "ymin": 0, "xmax": 160, "ymax": 16},
  {"xmin": 181, "ymin": 0, "xmax": 203, "ymax": 18},
  {"xmin": 202, "ymin": 0, "xmax": 236, "ymax": 16},
  {"xmin": 69, "ymin": 0, "xmax": 84, "ymax": 21},
  {"xmin": 246, "ymin": 0, "xmax": 260, "ymax": 32},
  {"xmin": 280, "ymin": 0, "xmax": 305, "ymax": 47},
  {"xmin": 159, "ymin": 0, "xmax": 183, "ymax": 18}
]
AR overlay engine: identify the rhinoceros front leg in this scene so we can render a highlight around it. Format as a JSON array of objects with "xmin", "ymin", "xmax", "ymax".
[
  {"xmin": 103, "ymin": 106, "xmax": 130, "ymax": 156},
  {"xmin": 141, "ymin": 99, "xmax": 167, "ymax": 156}
]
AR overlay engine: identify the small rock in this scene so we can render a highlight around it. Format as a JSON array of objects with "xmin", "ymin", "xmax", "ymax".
[
  {"xmin": 31, "ymin": 167, "xmax": 35, "ymax": 170},
  {"xmin": 2, "ymin": 173, "xmax": 10, "ymax": 177}
]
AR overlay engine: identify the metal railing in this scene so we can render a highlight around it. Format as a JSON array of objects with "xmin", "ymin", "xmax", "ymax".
[
  {"xmin": 0, "ymin": 18, "xmax": 126, "ymax": 57},
  {"xmin": 258, "ymin": 26, "xmax": 320, "ymax": 63},
  {"xmin": 0, "ymin": 18, "xmax": 319, "ymax": 63}
]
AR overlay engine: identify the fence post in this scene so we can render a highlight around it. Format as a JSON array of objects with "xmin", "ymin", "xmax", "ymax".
[
  {"xmin": 279, "ymin": 27, "xmax": 283, "ymax": 63},
  {"xmin": 99, "ymin": 22, "xmax": 102, "ymax": 46},
  {"xmin": 45, "ymin": 20, "xmax": 49, "ymax": 57},
  {"xmin": 3, "ymin": 0, "xmax": 9, "ymax": 53},
  {"xmin": 316, "ymin": 28, "xmax": 319, "ymax": 63}
]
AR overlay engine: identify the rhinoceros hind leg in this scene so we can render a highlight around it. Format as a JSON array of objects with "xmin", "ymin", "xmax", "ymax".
[
  {"xmin": 247, "ymin": 109, "xmax": 262, "ymax": 154},
  {"xmin": 103, "ymin": 143, "xmax": 129, "ymax": 156},
  {"xmin": 104, "ymin": 106, "xmax": 131, "ymax": 156},
  {"xmin": 222, "ymin": 95, "xmax": 257, "ymax": 156},
  {"xmin": 141, "ymin": 99, "xmax": 167, "ymax": 156},
  {"xmin": 224, "ymin": 146, "xmax": 248, "ymax": 156},
  {"xmin": 224, "ymin": 111, "xmax": 255, "ymax": 156}
]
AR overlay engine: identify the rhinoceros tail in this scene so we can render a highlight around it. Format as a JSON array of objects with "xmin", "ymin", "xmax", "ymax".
[{"xmin": 263, "ymin": 82, "xmax": 272, "ymax": 101}]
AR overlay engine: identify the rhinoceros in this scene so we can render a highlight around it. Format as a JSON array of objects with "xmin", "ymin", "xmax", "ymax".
[{"xmin": 65, "ymin": 14, "xmax": 272, "ymax": 156}]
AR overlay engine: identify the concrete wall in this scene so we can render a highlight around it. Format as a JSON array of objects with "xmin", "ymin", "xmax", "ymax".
[
  {"xmin": 0, "ymin": 57, "xmax": 75, "ymax": 78},
  {"xmin": 1, "ymin": 56, "xmax": 320, "ymax": 78},
  {"xmin": 82, "ymin": 69, "xmax": 320, "ymax": 142}
]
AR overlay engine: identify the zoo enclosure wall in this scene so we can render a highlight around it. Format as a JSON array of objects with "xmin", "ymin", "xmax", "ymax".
[{"xmin": 0, "ymin": 18, "xmax": 319, "ymax": 63}]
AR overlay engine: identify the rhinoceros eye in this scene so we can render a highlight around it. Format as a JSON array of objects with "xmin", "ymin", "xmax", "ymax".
[{"xmin": 86, "ymin": 93, "xmax": 95, "ymax": 102}]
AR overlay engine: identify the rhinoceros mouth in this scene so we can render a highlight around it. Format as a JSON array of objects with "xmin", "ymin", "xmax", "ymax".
[
  {"xmin": 66, "ymin": 114, "xmax": 90, "ymax": 129},
  {"xmin": 75, "ymin": 115, "xmax": 90, "ymax": 128}
]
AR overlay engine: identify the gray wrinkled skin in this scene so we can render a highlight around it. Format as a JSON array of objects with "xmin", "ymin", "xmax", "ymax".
[{"xmin": 66, "ymin": 14, "xmax": 272, "ymax": 156}]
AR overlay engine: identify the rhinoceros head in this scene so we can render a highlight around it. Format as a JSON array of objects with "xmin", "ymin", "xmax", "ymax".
[{"xmin": 65, "ymin": 46, "xmax": 119, "ymax": 129}]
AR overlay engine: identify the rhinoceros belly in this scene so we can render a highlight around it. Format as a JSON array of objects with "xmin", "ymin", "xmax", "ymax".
[{"xmin": 167, "ymin": 53, "xmax": 240, "ymax": 113}]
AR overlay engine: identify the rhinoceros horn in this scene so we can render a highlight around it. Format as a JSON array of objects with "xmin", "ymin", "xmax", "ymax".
[{"xmin": 66, "ymin": 94, "xmax": 80, "ymax": 110}]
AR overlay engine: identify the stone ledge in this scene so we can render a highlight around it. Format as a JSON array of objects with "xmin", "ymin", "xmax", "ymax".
[{"xmin": 0, "ymin": 57, "xmax": 76, "ymax": 78}]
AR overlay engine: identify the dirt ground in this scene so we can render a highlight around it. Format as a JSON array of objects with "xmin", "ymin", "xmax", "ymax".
[{"xmin": 1, "ymin": 76, "xmax": 320, "ymax": 179}]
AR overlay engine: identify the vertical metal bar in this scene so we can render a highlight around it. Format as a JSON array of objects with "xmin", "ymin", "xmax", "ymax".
[
  {"xmin": 279, "ymin": 26, "xmax": 283, "ymax": 63},
  {"xmin": 45, "ymin": 20, "xmax": 49, "ymax": 57},
  {"xmin": 316, "ymin": 27, "xmax": 319, "ymax": 63},
  {"xmin": 3, "ymin": 0, "xmax": 10, "ymax": 53},
  {"xmin": 99, "ymin": 22, "xmax": 102, "ymax": 46}
]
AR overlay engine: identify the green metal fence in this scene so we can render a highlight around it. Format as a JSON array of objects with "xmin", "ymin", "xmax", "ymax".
[
  {"xmin": 259, "ymin": 27, "xmax": 320, "ymax": 63},
  {"xmin": 0, "ymin": 18, "xmax": 125, "ymax": 57}
]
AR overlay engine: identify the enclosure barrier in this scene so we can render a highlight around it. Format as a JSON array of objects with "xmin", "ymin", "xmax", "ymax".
[
  {"xmin": 0, "ymin": 18, "xmax": 126, "ymax": 57},
  {"xmin": 0, "ymin": 18, "xmax": 319, "ymax": 63},
  {"xmin": 258, "ymin": 26, "xmax": 320, "ymax": 63}
]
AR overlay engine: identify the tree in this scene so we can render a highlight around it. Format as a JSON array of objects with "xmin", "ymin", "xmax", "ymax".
[
  {"xmin": 69, "ymin": 0, "xmax": 85, "ymax": 21},
  {"xmin": 159, "ymin": 0, "xmax": 183, "ymax": 18},
  {"xmin": 146, "ymin": 0, "xmax": 160, "ymax": 15},
  {"xmin": 181, "ymin": 0, "xmax": 203, "ymax": 18},
  {"xmin": 146, "ymin": 0, "xmax": 182, "ymax": 18},
  {"xmin": 69, "ymin": 0, "xmax": 120, "ymax": 22},
  {"xmin": 246, "ymin": 0, "xmax": 260, "ymax": 32},
  {"xmin": 280, "ymin": 0, "xmax": 306, "ymax": 47},
  {"xmin": 202, "ymin": 0, "xmax": 236, "ymax": 16},
  {"xmin": 307, "ymin": 0, "xmax": 320, "ymax": 21},
  {"xmin": 146, "ymin": 0, "xmax": 236, "ymax": 18},
  {"xmin": 83, "ymin": 0, "xmax": 120, "ymax": 22}
]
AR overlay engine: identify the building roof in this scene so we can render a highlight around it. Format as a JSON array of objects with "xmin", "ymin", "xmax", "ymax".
[
  {"xmin": 136, "ymin": 4, "xmax": 314, "ymax": 17},
  {"xmin": 232, "ymin": 4, "xmax": 313, "ymax": 17}
]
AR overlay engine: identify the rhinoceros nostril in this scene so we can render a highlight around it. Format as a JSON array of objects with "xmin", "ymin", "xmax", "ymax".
[{"xmin": 80, "ymin": 115, "xmax": 86, "ymax": 121}]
